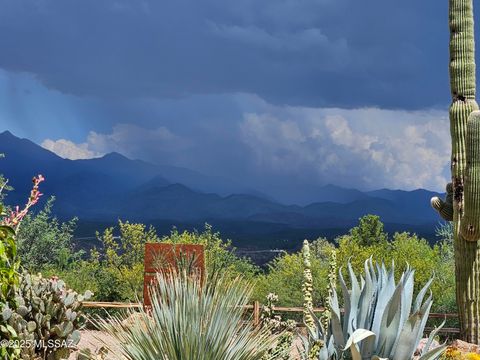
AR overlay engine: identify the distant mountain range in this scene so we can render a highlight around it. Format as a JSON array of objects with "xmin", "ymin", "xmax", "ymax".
[{"xmin": 0, "ymin": 131, "xmax": 445, "ymax": 250}]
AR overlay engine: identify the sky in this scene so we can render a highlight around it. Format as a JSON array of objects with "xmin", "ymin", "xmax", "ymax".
[{"xmin": 0, "ymin": 0, "xmax": 461, "ymax": 194}]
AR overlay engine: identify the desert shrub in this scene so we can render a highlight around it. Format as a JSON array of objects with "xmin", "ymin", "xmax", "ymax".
[
  {"xmin": 254, "ymin": 216, "xmax": 455, "ymax": 317},
  {"xmin": 335, "ymin": 216, "xmax": 456, "ymax": 313},
  {"xmin": 0, "ymin": 204, "xmax": 20, "ymax": 359},
  {"xmin": 1, "ymin": 272, "xmax": 92, "ymax": 360},
  {"xmin": 161, "ymin": 224, "xmax": 259, "ymax": 281},
  {"xmin": 55, "ymin": 223, "xmax": 258, "ymax": 303},
  {"xmin": 45, "ymin": 260, "xmax": 115, "ymax": 302},
  {"xmin": 42, "ymin": 221, "xmax": 156, "ymax": 302},
  {"xmin": 252, "ymin": 240, "xmax": 333, "ymax": 307},
  {"xmin": 92, "ymin": 221, "xmax": 159, "ymax": 301},
  {"xmin": 94, "ymin": 272, "xmax": 279, "ymax": 360},
  {"xmin": 16, "ymin": 197, "xmax": 82, "ymax": 273},
  {"xmin": 260, "ymin": 293, "xmax": 296, "ymax": 360}
]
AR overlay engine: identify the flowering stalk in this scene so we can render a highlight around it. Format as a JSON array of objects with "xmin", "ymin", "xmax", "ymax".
[
  {"xmin": 322, "ymin": 248, "xmax": 337, "ymax": 330},
  {"xmin": 302, "ymin": 240, "xmax": 315, "ymax": 333},
  {"xmin": 4, "ymin": 175, "xmax": 44, "ymax": 228}
]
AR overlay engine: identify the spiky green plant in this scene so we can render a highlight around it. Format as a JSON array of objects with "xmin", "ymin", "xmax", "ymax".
[
  {"xmin": 302, "ymin": 240, "xmax": 315, "ymax": 333},
  {"xmin": 430, "ymin": 0, "xmax": 480, "ymax": 343},
  {"xmin": 335, "ymin": 259, "xmax": 445, "ymax": 359},
  {"xmin": 94, "ymin": 272, "xmax": 279, "ymax": 360},
  {"xmin": 302, "ymin": 259, "xmax": 446, "ymax": 359}
]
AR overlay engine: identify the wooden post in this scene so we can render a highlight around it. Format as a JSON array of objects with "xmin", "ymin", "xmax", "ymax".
[{"xmin": 253, "ymin": 301, "xmax": 260, "ymax": 327}]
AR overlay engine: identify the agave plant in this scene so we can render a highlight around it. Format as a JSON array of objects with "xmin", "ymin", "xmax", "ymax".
[
  {"xmin": 94, "ymin": 272, "xmax": 279, "ymax": 360},
  {"xmin": 302, "ymin": 258, "xmax": 446, "ymax": 360},
  {"xmin": 329, "ymin": 258, "xmax": 446, "ymax": 360}
]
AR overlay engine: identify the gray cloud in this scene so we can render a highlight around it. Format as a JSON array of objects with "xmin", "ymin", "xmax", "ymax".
[
  {"xmin": 0, "ymin": 0, "xmax": 450, "ymax": 109},
  {"xmin": 0, "ymin": 0, "xmax": 456, "ymax": 200},
  {"xmin": 41, "ymin": 94, "xmax": 451, "ymax": 193}
]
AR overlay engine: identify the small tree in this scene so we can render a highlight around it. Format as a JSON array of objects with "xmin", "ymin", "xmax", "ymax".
[{"xmin": 349, "ymin": 215, "xmax": 388, "ymax": 246}]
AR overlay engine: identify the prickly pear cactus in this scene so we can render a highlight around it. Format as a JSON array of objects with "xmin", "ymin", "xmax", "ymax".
[
  {"xmin": 431, "ymin": 0, "xmax": 480, "ymax": 343},
  {"xmin": 1, "ymin": 272, "xmax": 92, "ymax": 360}
]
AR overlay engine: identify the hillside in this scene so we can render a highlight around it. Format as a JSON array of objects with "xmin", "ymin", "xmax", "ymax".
[{"xmin": 0, "ymin": 131, "xmax": 445, "ymax": 248}]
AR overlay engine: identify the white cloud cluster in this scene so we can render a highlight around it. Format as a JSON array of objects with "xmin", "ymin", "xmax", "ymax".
[
  {"xmin": 42, "ymin": 123, "xmax": 186, "ymax": 162},
  {"xmin": 240, "ymin": 104, "xmax": 450, "ymax": 191},
  {"xmin": 40, "ymin": 97, "xmax": 452, "ymax": 192},
  {"xmin": 41, "ymin": 138, "xmax": 102, "ymax": 160}
]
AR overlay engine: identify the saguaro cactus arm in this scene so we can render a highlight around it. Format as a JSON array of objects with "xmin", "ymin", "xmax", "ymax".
[
  {"xmin": 461, "ymin": 111, "xmax": 480, "ymax": 240},
  {"xmin": 431, "ymin": 183, "xmax": 454, "ymax": 221}
]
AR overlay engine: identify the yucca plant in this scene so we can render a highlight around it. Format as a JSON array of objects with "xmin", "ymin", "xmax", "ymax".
[
  {"xmin": 302, "ymin": 258, "xmax": 447, "ymax": 360},
  {"xmin": 94, "ymin": 271, "xmax": 279, "ymax": 360}
]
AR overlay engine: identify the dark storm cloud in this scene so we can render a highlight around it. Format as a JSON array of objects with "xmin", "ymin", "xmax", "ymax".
[
  {"xmin": 0, "ymin": 0, "xmax": 458, "ymax": 198},
  {"xmin": 0, "ymin": 0, "xmax": 450, "ymax": 109}
]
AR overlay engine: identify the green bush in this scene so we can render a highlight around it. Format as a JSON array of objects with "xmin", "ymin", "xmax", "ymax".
[
  {"xmin": 50, "ymin": 223, "xmax": 258, "ymax": 303},
  {"xmin": 336, "ymin": 218, "xmax": 456, "ymax": 313},
  {"xmin": 252, "ymin": 238, "xmax": 334, "ymax": 307},
  {"xmin": 161, "ymin": 224, "xmax": 259, "ymax": 281},
  {"xmin": 16, "ymin": 197, "xmax": 82, "ymax": 273}
]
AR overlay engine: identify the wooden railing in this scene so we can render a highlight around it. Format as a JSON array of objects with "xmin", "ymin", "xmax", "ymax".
[{"xmin": 83, "ymin": 301, "xmax": 460, "ymax": 334}]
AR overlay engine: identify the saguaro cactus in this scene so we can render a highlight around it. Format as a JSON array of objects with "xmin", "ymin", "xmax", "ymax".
[{"xmin": 431, "ymin": 0, "xmax": 480, "ymax": 343}]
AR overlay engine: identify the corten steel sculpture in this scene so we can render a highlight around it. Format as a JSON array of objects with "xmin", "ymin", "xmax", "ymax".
[
  {"xmin": 143, "ymin": 243, "xmax": 205, "ymax": 309},
  {"xmin": 431, "ymin": 0, "xmax": 480, "ymax": 343}
]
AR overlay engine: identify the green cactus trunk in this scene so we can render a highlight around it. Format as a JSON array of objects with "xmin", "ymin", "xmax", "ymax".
[{"xmin": 442, "ymin": 0, "xmax": 480, "ymax": 343}]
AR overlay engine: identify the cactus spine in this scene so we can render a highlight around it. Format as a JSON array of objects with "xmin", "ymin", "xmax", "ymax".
[
  {"xmin": 302, "ymin": 240, "xmax": 315, "ymax": 333},
  {"xmin": 432, "ymin": 0, "xmax": 480, "ymax": 343}
]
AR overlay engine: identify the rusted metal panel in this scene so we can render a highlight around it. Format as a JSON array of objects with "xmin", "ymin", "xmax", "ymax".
[{"xmin": 143, "ymin": 243, "xmax": 205, "ymax": 309}]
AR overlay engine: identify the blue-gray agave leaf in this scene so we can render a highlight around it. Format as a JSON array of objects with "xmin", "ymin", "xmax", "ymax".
[{"xmin": 328, "ymin": 260, "xmax": 444, "ymax": 360}]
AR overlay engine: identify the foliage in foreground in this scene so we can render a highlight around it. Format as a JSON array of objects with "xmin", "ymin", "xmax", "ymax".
[
  {"xmin": 260, "ymin": 293, "xmax": 296, "ymax": 360},
  {"xmin": 2, "ymin": 272, "xmax": 92, "ymax": 360},
  {"xmin": 16, "ymin": 197, "xmax": 82, "ymax": 273},
  {"xmin": 301, "ymin": 258, "xmax": 446, "ymax": 360},
  {"xmin": 94, "ymin": 272, "xmax": 279, "ymax": 360},
  {"xmin": 253, "ymin": 238, "xmax": 334, "ymax": 307},
  {"xmin": 48, "ymin": 223, "xmax": 258, "ymax": 302},
  {"xmin": 0, "ymin": 174, "xmax": 44, "ymax": 359},
  {"xmin": 254, "ymin": 216, "xmax": 455, "ymax": 314}
]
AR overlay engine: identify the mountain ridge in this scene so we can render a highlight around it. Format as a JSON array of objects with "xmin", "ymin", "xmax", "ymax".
[{"xmin": 0, "ymin": 131, "xmax": 445, "ymax": 247}]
